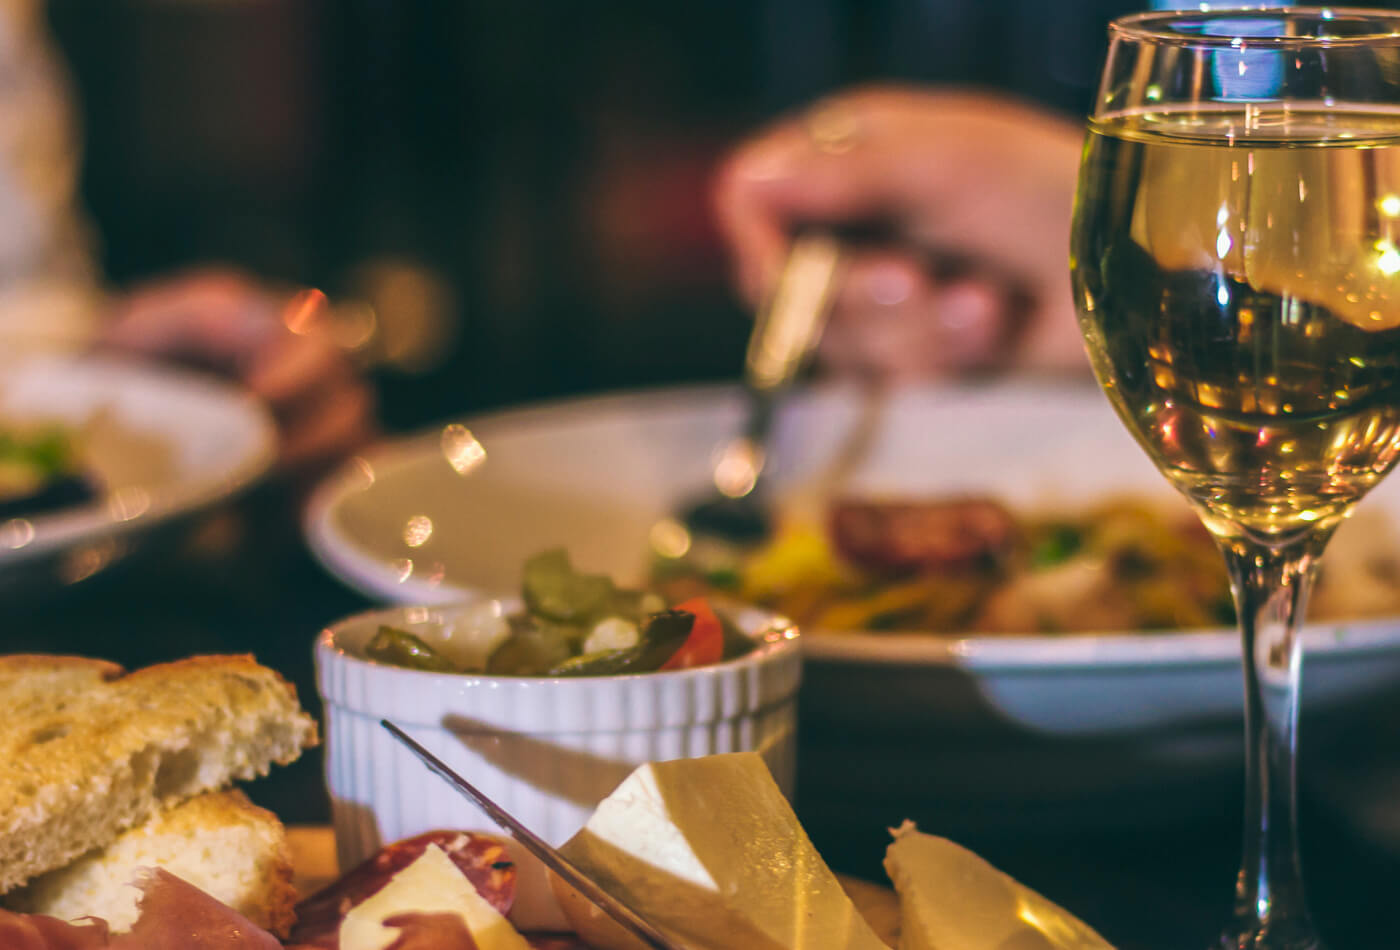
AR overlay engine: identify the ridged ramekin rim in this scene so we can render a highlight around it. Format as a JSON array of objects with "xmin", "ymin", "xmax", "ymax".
[{"xmin": 314, "ymin": 600, "xmax": 802, "ymax": 701}]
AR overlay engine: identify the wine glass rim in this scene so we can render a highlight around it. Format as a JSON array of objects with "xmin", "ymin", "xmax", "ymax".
[{"xmin": 1111, "ymin": 6, "xmax": 1400, "ymax": 48}]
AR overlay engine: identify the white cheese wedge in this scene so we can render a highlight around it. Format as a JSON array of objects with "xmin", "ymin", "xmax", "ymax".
[
  {"xmin": 883, "ymin": 822, "xmax": 1114, "ymax": 950},
  {"xmin": 558, "ymin": 751, "xmax": 890, "ymax": 950},
  {"xmin": 340, "ymin": 843, "xmax": 532, "ymax": 950}
]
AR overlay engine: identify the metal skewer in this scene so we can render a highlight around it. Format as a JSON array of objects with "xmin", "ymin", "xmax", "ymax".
[{"xmin": 381, "ymin": 719, "xmax": 686, "ymax": 950}]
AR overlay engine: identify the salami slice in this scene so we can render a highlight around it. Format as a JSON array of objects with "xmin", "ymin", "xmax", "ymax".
[
  {"xmin": 830, "ymin": 497, "xmax": 1016, "ymax": 573},
  {"xmin": 289, "ymin": 831, "xmax": 515, "ymax": 948}
]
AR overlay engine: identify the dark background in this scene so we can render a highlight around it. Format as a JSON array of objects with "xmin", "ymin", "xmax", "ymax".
[
  {"xmin": 47, "ymin": 0, "xmax": 1130, "ymax": 430},
  {"xmin": 20, "ymin": 4, "xmax": 1400, "ymax": 947}
]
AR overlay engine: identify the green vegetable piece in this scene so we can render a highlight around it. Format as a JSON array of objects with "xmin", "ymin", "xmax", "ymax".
[
  {"xmin": 522, "ymin": 549, "xmax": 618, "ymax": 623},
  {"xmin": 30, "ymin": 429, "xmax": 73, "ymax": 472},
  {"xmin": 546, "ymin": 608, "xmax": 696, "ymax": 677},
  {"xmin": 0, "ymin": 427, "xmax": 74, "ymax": 475},
  {"xmin": 486, "ymin": 617, "xmax": 576, "ymax": 675},
  {"xmin": 548, "ymin": 649, "xmax": 646, "ymax": 677},
  {"xmin": 365, "ymin": 625, "xmax": 458, "ymax": 673},
  {"xmin": 1030, "ymin": 523, "xmax": 1084, "ymax": 568},
  {"xmin": 703, "ymin": 567, "xmax": 742, "ymax": 590},
  {"xmin": 538, "ymin": 618, "xmax": 588, "ymax": 652}
]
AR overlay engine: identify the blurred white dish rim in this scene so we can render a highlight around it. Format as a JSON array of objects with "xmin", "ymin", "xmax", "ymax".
[
  {"xmin": 306, "ymin": 381, "xmax": 1400, "ymax": 671},
  {"xmin": 0, "ymin": 351, "xmax": 276, "ymax": 566}
]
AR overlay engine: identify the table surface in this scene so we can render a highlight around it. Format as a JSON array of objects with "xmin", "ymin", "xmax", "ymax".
[{"xmin": 10, "ymin": 491, "xmax": 1400, "ymax": 950}]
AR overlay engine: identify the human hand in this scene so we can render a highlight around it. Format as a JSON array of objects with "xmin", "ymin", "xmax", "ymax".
[
  {"xmin": 100, "ymin": 269, "xmax": 377, "ymax": 473},
  {"xmin": 713, "ymin": 85, "xmax": 1088, "ymax": 380}
]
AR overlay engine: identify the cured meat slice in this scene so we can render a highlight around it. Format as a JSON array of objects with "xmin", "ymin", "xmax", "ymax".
[
  {"xmin": 0, "ymin": 909, "xmax": 110, "ymax": 950},
  {"xmin": 290, "ymin": 831, "xmax": 515, "ymax": 949},
  {"xmin": 830, "ymin": 498, "xmax": 1016, "ymax": 573},
  {"xmin": 0, "ymin": 834, "xmax": 535, "ymax": 950},
  {"xmin": 0, "ymin": 871, "xmax": 281, "ymax": 950},
  {"xmin": 109, "ymin": 869, "xmax": 281, "ymax": 950},
  {"xmin": 381, "ymin": 913, "xmax": 479, "ymax": 950}
]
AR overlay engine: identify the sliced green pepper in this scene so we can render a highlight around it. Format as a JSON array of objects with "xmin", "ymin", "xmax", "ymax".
[
  {"xmin": 365, "ymin": 625, "xmax": 458, "ymax": 673},
  {"xmin": 547, "ymin": 609, "xmax": 695, "ymax": 677},
  {"xmin": 547, "ymin": 649, "xmax": 647, "ymax": 677}
]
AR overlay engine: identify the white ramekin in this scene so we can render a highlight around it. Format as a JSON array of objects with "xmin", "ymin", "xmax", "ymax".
[{"xmin": 315, "ymin": 600, "xmax": 801, "ymax": 929}]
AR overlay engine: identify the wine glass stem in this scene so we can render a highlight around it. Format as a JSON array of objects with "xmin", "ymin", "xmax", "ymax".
[{"xmin": 1218, "ymin": 534, "xmax": 1328, "ymax": 950}]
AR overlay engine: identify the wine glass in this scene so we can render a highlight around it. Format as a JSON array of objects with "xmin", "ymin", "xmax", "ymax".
[{"xmin": 1071, "ymin": 9, "xmax": 1400, "ymax": 950}]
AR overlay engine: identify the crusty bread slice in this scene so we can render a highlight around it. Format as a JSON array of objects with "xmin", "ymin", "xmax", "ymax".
[
  {"xmin": 0, "ymin": 654, "xmax": 125, "ymax": 718},
  {"xmin": 0, "ymin": 654, "xmax": 317, "ymax": 894},
  {"xmin": 4, "ymin": 789, "xmax": 297, "ymax": 936}
]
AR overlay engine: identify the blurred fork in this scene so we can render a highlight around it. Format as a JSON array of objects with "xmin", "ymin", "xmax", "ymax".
[{"xmin": 676, "ymin": 232, "xmax": 842, "ymax": 546}]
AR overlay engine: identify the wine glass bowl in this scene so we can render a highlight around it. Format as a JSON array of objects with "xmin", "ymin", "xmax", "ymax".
[{"xmin": 1071, "ymin": 9, "xmax": 1400, "ymax": 949}]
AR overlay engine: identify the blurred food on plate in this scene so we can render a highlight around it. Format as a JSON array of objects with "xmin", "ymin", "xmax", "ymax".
[
  {"xmin": 656, "ymin": 495, "xmax": 1400, "ymax": 635},
  {"xmin": 0, "ymin": 419, "xmax": 98, "ymax": 520}
]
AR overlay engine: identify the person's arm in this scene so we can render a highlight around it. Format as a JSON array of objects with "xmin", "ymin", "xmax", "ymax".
[
  {"xmin": 0, "ymin": 6, "xmax": 374, "ymax": 472},
  {"xmin": 102, "ymin": 271, "xmax": 377, "ymax": 471}
]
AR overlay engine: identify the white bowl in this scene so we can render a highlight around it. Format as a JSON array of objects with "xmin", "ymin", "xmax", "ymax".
[
  {"xmin": 314, "ymin": 600, "xmax": 801, "ymax": 928},
  {"xmin": 303, "ymin": 381, "xmax": 1400, "ymax": 736}
]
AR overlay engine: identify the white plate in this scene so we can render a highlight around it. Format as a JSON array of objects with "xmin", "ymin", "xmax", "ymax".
[
  {"xmin": 0, "ymin": 352, "xmax": 276, "ymax": 588},
  {"xmin": 305, "ymin": 381, "xmax": 1400, "ymax": 739}
]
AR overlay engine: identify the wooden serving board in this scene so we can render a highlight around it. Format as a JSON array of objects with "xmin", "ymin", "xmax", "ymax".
[
  {"xmin": 287, "ymin": 827, "xmax": 900, "ymax": 945},
  {"xmin": 286, "ymin": 827, "xmax": 341, "ymax": 897}
]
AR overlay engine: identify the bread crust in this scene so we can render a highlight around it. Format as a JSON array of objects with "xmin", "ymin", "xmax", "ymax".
[
  {"xmin": 0, "ymin": 654, "xmax": 125, "ymax": 678},
  {"xmin": 0, "ymin": 654, "xmax": 125, "ymax": 694}
]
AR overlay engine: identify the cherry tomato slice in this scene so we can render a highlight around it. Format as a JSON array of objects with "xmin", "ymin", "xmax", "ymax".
[{"xmin": 659, "ymin": 597, "xmax": 724, "ymax": 670}]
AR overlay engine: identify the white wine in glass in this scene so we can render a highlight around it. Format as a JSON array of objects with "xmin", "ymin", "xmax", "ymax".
[{"xmin": 1071, "ymin": 10, "xmax": 1400, "ymax": 950}]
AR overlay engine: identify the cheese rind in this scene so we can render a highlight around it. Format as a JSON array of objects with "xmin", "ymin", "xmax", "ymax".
[
  {"xmin": 559, "ymin": 752, "xmax": 890, "ymax": 950},
  {"xmin": 883, "ymin": 822, "xmax": 1114, "ymax": 950},
  {"xmin": 339, "ymin": 844, "xmax": 532, "ymax": 950}
]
